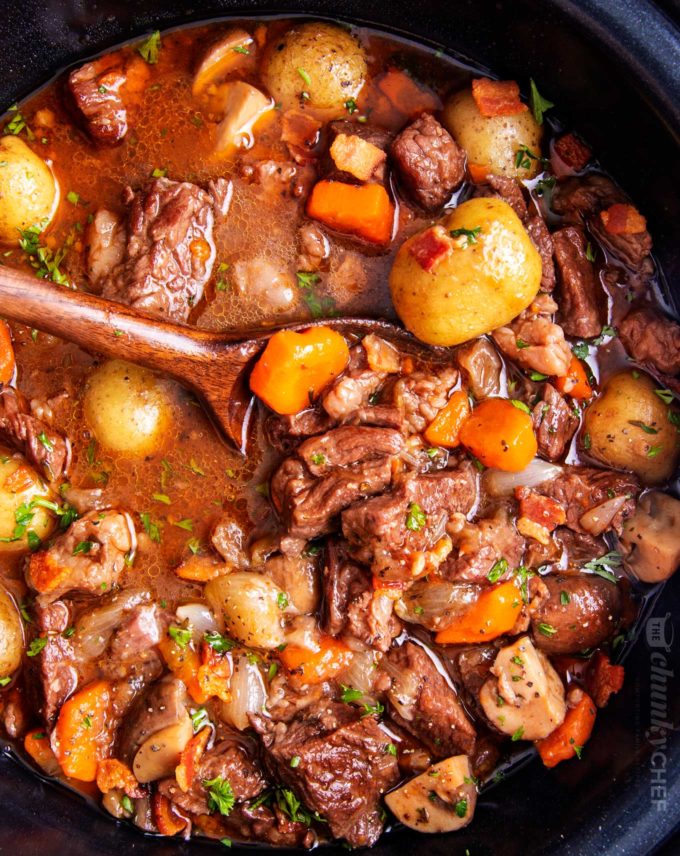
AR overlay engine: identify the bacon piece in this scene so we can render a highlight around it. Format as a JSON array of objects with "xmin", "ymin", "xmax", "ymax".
[
  {"xmin": 175, "ymin": 727, "xmax": 211, "ymax": 793},
  {"xmin": 96, "ymin": 758, "xmax": 145, "ymax": 798},
  {"xmin": 408, "ymin": 225, "xmax": 453, "ymax": 272},
  {"xmin": 585, "ymin": 651, "xmax": 625, "ymax": 708},
  {"xmin": 553, "ymin": 133, "xmax": 592, "ymax": 171},
  {"xmin": 152, "ymin": 792, "xmax": 188, "ymax": 836},
  {"xmin": 600, "ymin": 203, "xmax": 647, "ymax": 235},
  {"xmin": 515, "ymin": 487, "xmax": 567, "ymax": 531},
  {"xmin": 330, "ymin": 133, "xmax": 387, "ymax": 182},
  {"xmin": 471, "ymin": 78, "xmax": 528, "ymax": 117}
]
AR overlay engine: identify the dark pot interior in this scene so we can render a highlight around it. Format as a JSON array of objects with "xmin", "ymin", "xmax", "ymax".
[{"xmin": 1, "ymin": 1, "xmax": 679, "ymax": 854}]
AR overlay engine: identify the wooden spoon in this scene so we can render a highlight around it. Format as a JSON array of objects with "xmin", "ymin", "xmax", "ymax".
[{"xmin": 0, "ymin": 267, "xmax": 431, "ymax": 452}]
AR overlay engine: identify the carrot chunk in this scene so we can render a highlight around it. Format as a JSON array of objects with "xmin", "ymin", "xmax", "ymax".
[
  {"xmin": 307, "ymin": 180, "xmax": 394, "ymax": 244},
  {"xmin": 53, "ymin": 680, "xmax": 111, "ymax": 781},
  {"xmin": 424, "ymin": 389, "xmax": 471, "ymax": 448},
  {"xmin": 250, "ymin": 327, "xmax": 349, "ymax": 415},
  {"xmin": 435, "ymin": 581, "xmax": 521, "ymax": 644},
  {"xmin": 458, "ymin": 398, "xmax": 537, "ymax": 471},
  {"xmin": 279, "ymin": 635, "xmax": 353, "ymax": 687},
  {"xmin": 0, "ymin": 322, "xmax": 15, "ymax": 384},
  {"xmin": 536, "ymin": 691, "xmax": 596, "ymax": 767},
  {"xmin": 554, "ymin": 354, "xmax": 592, "ymax": 400},
  {"xmin": 471, "ymin": 78, "xmax": 528, "ymax": 117},
  {"xmin": 24, "ymin": 728, "xmax": 60, "ymax": 775}
]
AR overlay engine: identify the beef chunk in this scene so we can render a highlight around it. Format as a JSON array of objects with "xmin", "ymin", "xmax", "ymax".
[
  {"xmin": 385, "ymin": 641, "xmax": 476, "ymax": 757},
  {"xmin": 0, "ymin": 387, "xmax": 70, "ymax": 482},
  {"xmin": 455, "ymin": 338, "xmax": 502, "ymax": 399},
  {"xmin": 254, "ymin": 701, "xmax": 399, "ymax": 848},
  {"xmin": 391, "ymin": 365, "xmax": 459, "ymax": 435},
  {"xmin": 26, "ymin": 509, "xmax": 135, "ymax": 602},
  {"xmin": 619, "ymin": 306, "xmax": 680, "ymax": 376},
  {"xmin": 444, "ymin": 506, "xmax": 524, "ymax": 581},
  {"xmin": 322, "ymin": 345, "xmax": 385, "ymax": 422},
  {"xmin": 68, "ymin": 58, "xmax": 128, "ymax": 144},
  {"xmin": 322, "ymin": 540, "xmax": 400, "ymax": 651},
  {"xmin": 297, "ymin": 221, "xmax": 330, "ymax": 271},
  {"xmin": 529, "ymin": 573, "xmax": 628, "ymax": 654},
  {"xmin": 526, "ymin": 214, "xmax": 556, "ymax": 292},
  {"xmin": 556, "ymin": 527, "xmax": 607, "ymax": 563},
  {"xmin": 96, "ymin": 178, "xmax": 220, "ymax": 322},
  {"xmin": 553, "ymin": 226, "xmax": 602, "ymax": 338},
  {"xmin": 473, "ymin": 174, "xmax": 528, "ymax": 220},
  {"xmin": 585, "ymin": 651, "xmax": 625, "ymax": 708},
  {"xmin": 390, "ymin": 113, "xmax": 465, "ymax": 210},
  {"xmin": 342, "ymin": 465, "xmax": 477, "ymax": 579},
  {"xmin": 531, "ymin": 383, "xmax": 579, "ymax": 462},
  {"xmin": 240, "ymin": 159, "xmax": 316, "ymax": 200},
  {"xmin": 271, "ymin": 426, "xmax": 404, "ymax": 542},
  {"xmin": 538, "ymin": 466, "xmax": 640, "ymax": 536},
  {"xmin": 211, "ymin": 516, "xmax": 247, "ymax": 567},
  {"xmin": 160, "ymin": 739, "xmax": 267, "ymax": 816},
  {"xmin": 31, "ymin": 600, "xmax": 77, "ymax": 723},
  {"xmin": 493, "ymin": 294, "xmax": 571, "ymax": 377},
  {"xmin": 552, "ymin": 174, "xmax": 653, "ymax": 276}
]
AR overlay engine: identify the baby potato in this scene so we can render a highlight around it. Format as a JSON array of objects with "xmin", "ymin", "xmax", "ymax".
[
  {"xmin": 582, "ymin": 371, "xmax": 680, "ymax": 485},
  {"xmin": 390, "ymin": 197, "xmax": 542, "ymax": 346},
  {"xmin": 261, "ymin": 22, "xmax": 367, "ymax": 111},
  {"xmin": 0, "ymin": 583, "xmax": 23, "ymax": 677},
  {"xmin": 0, "ymin": 450, "xmax": 56, "ymax": 552},
  {"xmin": 443, "ymin": 89, "xmax": 543, "ymax": 179},
  {"xmin": 83, "ymin": 360, "xmax": 172, "ymax": 457},
  {"xmin": 0, "ymin": 136, "xmax": 58, "ymax": 244}
]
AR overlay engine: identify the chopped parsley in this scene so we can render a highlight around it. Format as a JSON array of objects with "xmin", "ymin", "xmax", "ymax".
[
  {"xmin": 511, "ymin": 726, "xmax": 525, "ymax": 742},
  {"xmin": 405, "ymin": 502, "xmax": 426, "ymax": 531},
  {"xmin": 515, "ymin": 144, "xmax": 542, "ymax": 170},
  {"xmin": 510, "ymin": 399, "xmax": 531, "ymax": 414},
  {"xmin": 152, "ymin": 492, "xmax": 171, "ymax": 504},
  {"xmin": 340, "ymin": 684, "xmax": 363, "ymax": 704},
  {"xmin": 529, "ymin": 79, "xmax": 554, "ymax": 124},
  {"xmin": 529, "ymin": 371, "xmax": 548, "ymax": 381},
  {"xmin": 449, "ymin": 226, "xmax": 482, "ymax": 247},
  {"xmin": 277, "ymin": 591, "xmax": 289, "ymax": 610},
  {"xmin": 191, "ymin": 708, "xmax": 210, "ymax": 732},
  {"xmin": 66, "ymin": 191, "xmax": 80, "ymax": 206},
  {"xmin": 290, "ymin": 755, "xmax": 301, "ymax": 768},
  {"xmin": 585, "ymin": 242, "xmax": 596, "ymax": 262},
  {"xmin": 168, "ymin": 624, "xmax": 192, "ymax": 649},
  {"xmin": 140, "ymin": 512, "xmax": 162, "ymax": 543},
  {"xmin": 362, "ymin": 701, "xmax": 385, "ymax": 718},
  {"xmin": 628, "ymin": 420, "xmax": 659, "ymax": 434},
  {"xmin": 516, "ymin": 338, "xmax": 530, "ymax": 349},
  {"xmin": 297, "ymin": 67, "xmax": 312, "ymax": 87},
  {"xmin": 583, "ymin": 433, "xmax": 592, "ymax": 450},
  {"xmin": 186, "ymin": 458, "xmax": 205, "ymax": 477},
  {"xmin": 203, "ymin": 776, "xmax": 235, "ymax": 816},
  {"xmin": 204, "ymin": 631, "xmax": 236, "ymax": 654},
  {"xmin": 233, "ymin": 45, "xmax": 250, "ymax": 55},
  {"xmin": 572, "ymin": 342, "xmax": 589, "ymax": 360},
  {"xmin": 296, "ymin": 271, "xmax": 337, "ymax": 319},
  {"xmin": 538, "ymin": 622, "xmax": 558, "ymax": 637},
  {"xmin": 310, "ymin": 453, "xmax": 326, "ymax": 466},
  {"xmin": 138, "ymin": 30, "xmax": 161, "ymax": 64},
  {"xmin": 82, "ymin": 715, "xmax": 92, "ymax": 729},
  {"xmin": 590, "ymin": 325, "xmax": 617, "ymax": 346},
  {"xmin": 173, "ymin": 518, "xmax": 193, "ymax": 532},
  {"xmin": 344, "ymin": 98, "xmax": 358, "ymax": 114},
  {"xmin": 647, "ymin": 444, "xmax": 663, "ymax": 458},
  {"xmin": 386, "ymin": 743, "xmax": 397, "ymax": 756},
  {"xmin": 560, "ymin": 590, "xmax": 571, "ymax": 606},
  {"xmin": 27, "ymin": 636, "xmax": 47, "ymax": 657},
  {"xmin": 151, "ymin": 167, "xmax": 168, "ymax": 178},
  {"xmin": 487, "ymin": 557, "xmax": 508, "ymax": 583},
  {"xmin": 454, "ymin": 798, "xmax": 468, "ymax": 818},
  {"xmin": 0, "ymin": 676, "xmax": 11, "ymax": 687},
  {"xmin": 4, "ymin": 104, "xmax": 34, "ymax": 139},
  {"xmin": 120, "ymin": 795, "xmax": 134, "ymax": 814},
  {"xmin": 514, "ymin": 565, "xmax": 535, "ymax": 604},
  {"xmin": 655, "ymin": 388, "xmax": 674, "ymax": 405},
  {"xmin": 72, "ymin": 540, "xmax": 94, "ymax": 556},
  {"xmin": 583, "ymin": 550, "xmax": 621, "ymax": 584}
]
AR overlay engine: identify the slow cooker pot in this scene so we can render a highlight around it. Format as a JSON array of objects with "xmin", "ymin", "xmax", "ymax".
[{"xmin": 1, "ymin": 1, "xmax": 679, "ymax": 854}]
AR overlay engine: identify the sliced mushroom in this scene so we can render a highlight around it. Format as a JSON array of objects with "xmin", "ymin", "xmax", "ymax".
[
  {"xmin": 384, "ymin": 754, "xmax": 477, "ymax": 833},
  {"xmin": 215, "ymin": 82, "xmax": 274, "ymax": 154},
  {"xmin": 119, "ymin": 676, "xmax": 190, "ymax": 763},
  {"xmin": 618, "ymin": 491, "xmax": 680, "ymax": 583},
  {"xmin": 479, "ymin": 635, "xmax": 566, "ymax": 740},
  {"xmin": 132, "ymin": 716, "xmax": 193, "ymax": 783},
  {"xmin": 193, "ymin": 28, "xmax": 254, "ymax": 95}
]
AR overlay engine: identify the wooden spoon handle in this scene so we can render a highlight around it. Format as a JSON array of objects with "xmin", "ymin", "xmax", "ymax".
[{"xmin": 0, "ymin": 266, "xmax": 225, "ymax": 380}]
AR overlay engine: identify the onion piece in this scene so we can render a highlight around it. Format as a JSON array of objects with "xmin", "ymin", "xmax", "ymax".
[
  {"xmin": 73, "ymin": 588, "xmax": 150, "ymax": 660},
  {"xmin": 381, "ymin": 657, "xmax": 420, "ymax": 721},
  {"xmin": 338, "ymin": 649, "xmax": 380, "ymax": 698},
  {"xmin": 484, "ymin": 459, "xmax": 563, "ymax": 497},
  {"xmin": 219, "ymin": 654, "xmax": 267, "ymax": 731},
  {"xmin": 579, "ymin": 495, "xmax": 628, "ymax": 536},
  {"xmin": 205, "ymin": 571, "xmax": 285, "ymax": 649},
  {"xmin": 395, "ymin": 580, "xmax": 481, "ymax": 631},
  {"xmin": 284, "ymin": 614, "xmax": 321, "ymax": 651},
  {"xmin": 175, "ymin": 603, "xmax": 218, "ymax": 643}
]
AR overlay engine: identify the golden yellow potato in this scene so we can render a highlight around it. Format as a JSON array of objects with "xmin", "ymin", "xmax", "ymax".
[
  {"xmin": 83, "ymin": 360, "xmax": 172, "ymax": 456},
  {"xmin": 583, "ymin": 371, "xmax": 680, "ymax": 485},
  {"xmin": 390, "ymin": 197, "xmax": 542, "ymax": 346},
  {"xmin": 0, "ymin": 450, "xmax": 56, "ymax": 552},
  {"xmin": 0, "ymin": 583, "xmax": 23, "ymax": 677},
  {"xmin": 261, "ymin": 22, "xmax": 366, "ymax": 111},
  {"xmin": 443, "ymin": 89, "xmax": 543, "ymax": 179},
  {"xmin": 0, "ymin": 136, "xmax": 58, "ymax": 244}
]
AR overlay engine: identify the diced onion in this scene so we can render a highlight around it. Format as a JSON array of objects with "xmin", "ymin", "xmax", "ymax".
[
  {"xmin": 579, "ymin": 495, "xmax": 628, "ymax": 536},
  {"xmin": 284, "ymin": 614, "xmax": 321, "ymax": 651},
  {"xmin": 219, "ymin": 654, "xmax": 267, "ymax": 731},
  {"xmin": 381, "ymin": 657, "xmax": 420, "ymax": 721},
  {"xmin": 205, "ymin": 571, "xmax": 285, "ymax": 649},
  {"xmin": 73, "ymin": 588, "xmax": 150, "ymax": 660},
  {"xmin": 338, "ymin": 649, "xmax": 379, "ymax": 698},
  {"xmin": 484, "ymin": 459, "xmax": 563, "ymax": 497},
  {"xmin": 395, "ymin": 580, "xmax": 481, "ymax": 631}
]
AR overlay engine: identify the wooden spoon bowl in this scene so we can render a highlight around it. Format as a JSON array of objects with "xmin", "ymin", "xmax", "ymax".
[{"xmin": 0, "ymin": 267, "xmax": 439, "ymax": 451}]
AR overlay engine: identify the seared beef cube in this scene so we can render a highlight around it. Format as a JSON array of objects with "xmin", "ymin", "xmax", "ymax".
[
  {"xmin": 531, "ymin": 383, "xmax": 579, "ymax": 462},
  {"xmin": 68, "ymin": 57, "xmax": 128, "ymax": 144},
  {"xmin": 619, "ymin": 305, "xmax": 680, "ymax": 376},
  {"xmin": 444, "ymin": 506, "xmax": 524, "ymax": 582},
  {"xmin": 254, "ymin": 701, "xmax": 399, "ymax": 848},
  {"xmin": 31, "ymin": 600, "xmax": 77, "ymax": 724},
  {"xmin": 385, "ymin": 641, "xmax": 476, "ymax": 757},
  {"xmin": 553, "ymin": 225, "xmax": 603, "ymax": 338},
  {"xmin": 529, "ymin": 572, "xmax": 630, "ymax": 655},
  {"xmin": 98, "ymin": 178, "xmax": 218, "ymax": 322},
  {"xmin": 526, "ymin": 214, "xmax": 556, "ymax": 292},
  {"xmin": 473, "ymin": 173, "xmax": 528, "ymax": 220},
  {"xmin": 322, "ymin": 540, "xmax": 400, "ymax": 651},
  {"xmin": 27, "ymin": 509, "xmax": 135, "ymax": 602},
  {"xmin": 391, "ymin": 113, "xmax": 465, "ymax": 210},
  {"xmin": 492, "ymin": 294, "xmax": 571, "ymax": 378},
  {"xmin": 0, "ymin": 387, "xmax": 70, "ymax": 482},
  {"xmin": 342, "ymin": 465, "xmax": 477, "ymax": 578}
]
